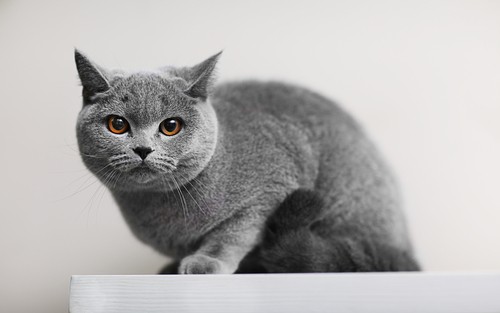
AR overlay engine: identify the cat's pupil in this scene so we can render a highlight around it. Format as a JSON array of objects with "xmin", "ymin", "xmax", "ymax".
[
  {"xmin": 112, "ymin": 118, "xmax": 126, "ymax": 130},
  {"xmin": 164, "ymin": 120, "xmax": 177, "ymax": 132}
]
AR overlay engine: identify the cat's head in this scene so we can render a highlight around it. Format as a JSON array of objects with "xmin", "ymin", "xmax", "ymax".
[{"xmin": 74, "ymin": 50, "xmax": 221, "ymax": 191}]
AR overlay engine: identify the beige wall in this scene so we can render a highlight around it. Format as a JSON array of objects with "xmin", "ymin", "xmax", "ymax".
[{"xmin": 1, "ymin": 1, "xmax": 499, "ymax": 312}]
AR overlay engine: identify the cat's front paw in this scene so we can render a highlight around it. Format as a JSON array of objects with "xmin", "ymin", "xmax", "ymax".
[{"xmin": 179, "ymin": 254, "xmax": 229, "ymax": 274}]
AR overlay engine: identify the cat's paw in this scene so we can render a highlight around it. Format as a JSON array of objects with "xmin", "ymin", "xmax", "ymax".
[{"xmin": 179, "ymin": 254, "xmax": 228, "ymax": 274}]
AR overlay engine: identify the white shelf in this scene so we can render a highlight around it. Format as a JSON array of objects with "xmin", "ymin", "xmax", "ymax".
[{"xmin": 70, "ymin": 272, "xmax": 500, "ymax": 313}]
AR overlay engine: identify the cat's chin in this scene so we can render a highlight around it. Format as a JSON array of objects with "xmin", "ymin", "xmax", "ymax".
[
  {"xmin": 100, "ymin": 162, "xmax": 179, "ymax": 192},
  {"xmin": 128, "ymin": 166, "xmax": 161, "ymax": 184}
]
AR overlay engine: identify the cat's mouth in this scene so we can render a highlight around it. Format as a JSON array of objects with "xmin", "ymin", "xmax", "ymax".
[
  {"xmin": 129, "ymin": 163, "xmax": 160, "ymax": 183},
  {"xmin": 107, "ymin": 157, "xmax": 177, "ymax": 186},
  {"xmin": 128, "ymin": 161, "xmax": 177, "ymax": 185},
  {"xmin": 135, "ymin": 162, "xmax": 153, "ymax": 170}
]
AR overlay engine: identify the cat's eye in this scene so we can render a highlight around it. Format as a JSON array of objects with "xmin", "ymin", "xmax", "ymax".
[
  {"xmin": 160, "ymin": 118, "xmax": 183, "ymax": 136},
  {"xmin": 107, "ymin": 115, "xmax": 129, "ymax": 134}
]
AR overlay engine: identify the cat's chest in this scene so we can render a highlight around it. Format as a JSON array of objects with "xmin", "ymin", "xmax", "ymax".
[{"xmin": 112, "ymin": 188, "xmax": 225, "ymax": 258}]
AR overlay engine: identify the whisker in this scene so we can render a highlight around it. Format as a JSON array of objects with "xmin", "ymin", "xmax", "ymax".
[
  {"xmin": 156, "ymin": 154, "xmax": 178, "ymax": 164},
  {"xmin": 109, "ymin": 154, "xmax": 129, "ymax": 162},
  {"xmin": 179, "ymin": 177, "xmax": 207, "ymax": 216},
  {"xmin": 79, "ymin": 153, "xmax": 106, "ymax": 159},
  {"xmin": 90, "ymin": 168, "xmax": 120, "ymax": 223},
  {"xmin": 158, "ymin": 162, "xmax": 176, "ymax": 172},
  {"xmin": 176, "ymin": 172, "xmax": 210, "ymax": 216},
  {"xmin": 163, "ymin": 176, "xmax": 185, "ymax": 229},
  {"xmin": 79, "ymin": 171, "xmax": 110, "ymax": 226},
  {"xmin": 94, "ymin": 174, "xmax": 113, "ymax": 222},
  {"xmin": 172, "ymin": 177, "xmax": 189, "ymax": 228},
  {"xmin": 55, "ymin": 166, "xmax": 115, "ymax": 203},
  {"xmin": 64, "ymin": 162, "xmax": 115, "ymax": 190},
  {"xmin": 113, "ymin": 160, "xmax": 135, "ymax": 168},
  {"xmin": 111, "ymin": 168, "xmax": 124, "ymax": 190},
  {"xmin": 185, "ymin": 174, "xmax": 214, "ymax": 214},
  {"xmin": 150, "ymin": 158, "xmax": 177, "ymax": 172}
]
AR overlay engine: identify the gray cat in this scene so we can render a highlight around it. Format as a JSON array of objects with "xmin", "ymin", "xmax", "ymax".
[{"xmin": 74, "ymin": 50, "xmax": 419, "ymax": 274}]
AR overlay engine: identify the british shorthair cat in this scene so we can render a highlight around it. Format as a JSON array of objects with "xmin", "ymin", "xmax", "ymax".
[{"xmin": 75, "ymin": 50, "xmax": 419, "ymax": 274}]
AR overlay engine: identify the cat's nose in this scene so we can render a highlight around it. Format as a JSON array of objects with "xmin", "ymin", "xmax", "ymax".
[{"xmin": 133, "ymin": 147, "xmax": 154, "ymax": 160}]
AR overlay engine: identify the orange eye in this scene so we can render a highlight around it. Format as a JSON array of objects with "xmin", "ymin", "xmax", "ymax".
[
  {"xmin": 160, "ymin": 118, "xmax": 182, "ymax": 136},
  {"xmin": 107, "ymin": 115, "xmax": 129, "ymax": 134}
]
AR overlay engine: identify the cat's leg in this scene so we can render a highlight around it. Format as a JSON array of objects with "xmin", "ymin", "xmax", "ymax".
[
  {"xmin": 158, "ymin": 260, "xmax": 180, "ymax": 274},
  {"xmin": 235, "ymin": 247, "xmax": 268, "ymax": 273},
  {"xmin": 311, "ymin": 218, "xmax": 421, "ymax": 272},
  {"xmin": 258, "ymin": 189, "xmax": 328, "ymax": 272},
  {"xmin": 261, "ymin": 225, "xmax": 420, "ymax": 272},
  {"xmin": 258, "ymin": 189, "xmax": 420, "ymax": 272},
  {"xmin": 178, "ymin": 210, "xmax": 265, "ymax": 274},
  {"xmin": 265, "ymin": 189, "xmax": 325, "ymax": 235}
]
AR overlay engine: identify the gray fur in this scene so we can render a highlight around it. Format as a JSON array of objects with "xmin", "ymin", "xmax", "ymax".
[{"xmin": 75, "ymin": 50, "xmax": 418, "ymax": 274}]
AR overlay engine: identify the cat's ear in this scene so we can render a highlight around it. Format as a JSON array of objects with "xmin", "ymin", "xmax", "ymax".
[
  {"xmin": 74, "ymin": 49, "xmax": 110, "ymax": 102},
  {"xmin": 183, "ymin": 51, "xmax": 222, "ymax": 100}
]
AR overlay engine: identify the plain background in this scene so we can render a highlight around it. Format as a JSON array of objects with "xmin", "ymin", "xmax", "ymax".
[{"xmin": 1, "ymin": 1, "xmax": 499, "ymax": 312}]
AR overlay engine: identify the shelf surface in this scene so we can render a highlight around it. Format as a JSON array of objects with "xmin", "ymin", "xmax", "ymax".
[{"xmin": 70, "ymin": 272, "xmax": 500, "ymax": 313}]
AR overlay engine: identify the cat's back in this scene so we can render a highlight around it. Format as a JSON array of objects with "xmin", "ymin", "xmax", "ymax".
[
  {"xmin": 212, "ymin": 80, "xmax": 408, "ymax": 250},
  {"xmin": 211, "ymin": 80, "xmax": 360, "ymax": 134}
]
